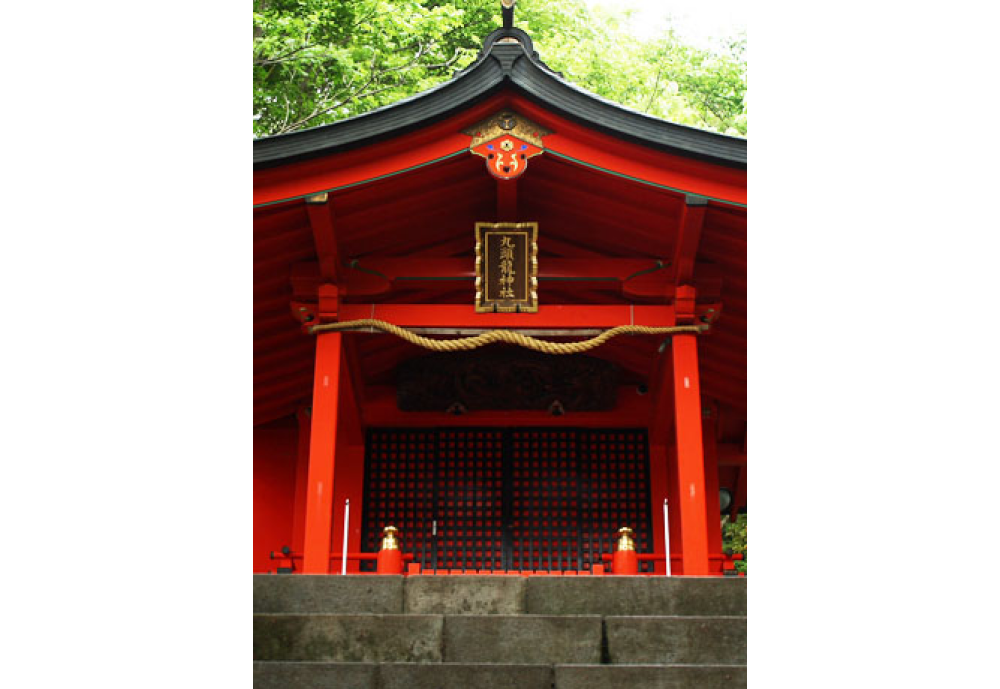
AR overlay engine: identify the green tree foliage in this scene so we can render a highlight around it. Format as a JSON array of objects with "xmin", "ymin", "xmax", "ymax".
[
  {"xmin": 535, "ymin": 6, "xmax": 746, "ymax": 136},
  {"xmin": 722, "ymin": 513, "xmax": 747, "ymax": 574},
  {"xmin": 254, "ymin": 0, "xmax": 746, "ymax": 138}
]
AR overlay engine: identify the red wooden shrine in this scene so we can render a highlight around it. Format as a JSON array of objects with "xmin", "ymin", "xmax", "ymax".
[{"xmin": 253, "ymin": 22, "xmax": 746, "ymax": 577}]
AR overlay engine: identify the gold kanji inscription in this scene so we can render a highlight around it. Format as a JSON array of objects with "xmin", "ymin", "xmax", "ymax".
[{"xmin": 474, "ymin": 222, "xmax": 538, "ymax": 313}]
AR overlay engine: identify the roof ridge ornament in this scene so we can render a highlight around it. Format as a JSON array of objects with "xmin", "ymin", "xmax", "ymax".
[
  {"xmin": 502, "ymin": 1, "xmax": 516, "ymax": 30},
  {"xmin": 456, "ymin": 1, "xmax": 564, "ymax": 79}
]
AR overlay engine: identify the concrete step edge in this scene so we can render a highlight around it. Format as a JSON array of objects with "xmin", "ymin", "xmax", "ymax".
[
  {"xmin": 254, "ymin": 612, "xmax": 744, "ymax": 619},
  {"xmin": 254, "ymin": 661, "xmax": 747, "ymax": 668},
  {"xmin": 255, "ymin": 574, "xmax": 746, "ymax": 617}
]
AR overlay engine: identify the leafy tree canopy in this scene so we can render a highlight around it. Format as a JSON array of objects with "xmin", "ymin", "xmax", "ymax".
[
  {"xmin": 254, "ymin": 0, "xmax": 746, "ymax": 139},
  {"xmin": 723, "ymin": 513, "xmax": 747, "ymax": 574}
]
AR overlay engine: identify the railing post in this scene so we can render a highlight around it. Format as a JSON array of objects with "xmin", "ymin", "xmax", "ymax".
[
  {"xmin": 612, "ymin": 527, "xmax": 638, "ymax": 575},
  {"xmin": 377, "ymin": 526, "xmax": 404, "ymax": 574}
]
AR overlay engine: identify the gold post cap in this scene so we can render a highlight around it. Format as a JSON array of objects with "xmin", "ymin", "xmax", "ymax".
[
  {"xmin": 381, "ymin": 526, "xmax": 401, "ymax": 551},
  {"xmin": 616, "ymin": 527, "xmax": 636, "ymax": 552}
]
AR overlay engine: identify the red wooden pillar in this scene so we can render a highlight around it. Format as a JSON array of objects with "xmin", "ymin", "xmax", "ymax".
[
  {"xmin": 302, "ymin": 287, "xmax": 343, "ymax": 573},
  {"xmin": 672, "ymin": 286, "xmax": 710, "ymax": 575}
]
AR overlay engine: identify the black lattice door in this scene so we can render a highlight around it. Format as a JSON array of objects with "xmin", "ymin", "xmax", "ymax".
[
  {"xmin": 361, "ymin": 428, "xmax": 652, "ymax": 573},
  {"xmin": 435, "ymin": 429, "xmax": 505, "ymax": 571}
]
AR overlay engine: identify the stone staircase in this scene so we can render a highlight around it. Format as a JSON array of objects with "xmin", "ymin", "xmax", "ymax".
[{"xmin": 254, "ymin": 574, "xmax": 746, "ymax": 688}]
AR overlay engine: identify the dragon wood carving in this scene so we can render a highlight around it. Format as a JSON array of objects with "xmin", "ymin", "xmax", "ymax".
[{"xmin": 396, "ymin": 348, "xmax": 618, "ymax": 413}]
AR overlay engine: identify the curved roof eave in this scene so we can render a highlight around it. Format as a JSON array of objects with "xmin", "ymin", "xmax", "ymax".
[
  {"xmin": 253, "ymin": 55, "xmax": 505, "ymax": 169},
  {"xmin": 253, "ymin": 31, "xmax": 747, "ymax": 171}
]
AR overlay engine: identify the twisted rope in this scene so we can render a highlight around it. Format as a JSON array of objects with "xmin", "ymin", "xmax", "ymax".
[{"xmin": 308, "ymin": 318, "xmax": 707, "ymax": 355}]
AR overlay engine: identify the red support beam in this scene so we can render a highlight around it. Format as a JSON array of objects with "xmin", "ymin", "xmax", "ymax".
[
  {"xmin": 671, "ymin": 332, "xmax": 710, "ymax": 575},
  {"xmin": 341, "ymin": 303, "xmax": 676, "ymax": 328},
  {"xmin": 669, "ymin": 285, "xmax": 710, "ymax": 575},
  {"xmin": 305, "ymin": 195, "xmax": 342, "ymax": 283},
  {"xmin": 671, "ymin": 195, "xmax": 708, "ymax": 284},
  {"xmin": 320, "ymin": 256, "xmax": 679, "ymax": 284},
  {"xmin": 295, "ymin": 263, "xmax": 714, "ymax": 302},
  {"xmin": 302, "ymin": 331, "xmax": 343, "ymax": 573}
]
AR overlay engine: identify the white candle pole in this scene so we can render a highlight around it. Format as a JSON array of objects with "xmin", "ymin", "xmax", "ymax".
[
  {"xmin": 342, "ymin": 499, "xmax": 350, "ymax": 576},
  {"xmin": 663, "ymin": 498, "xmax": 671, "ymax": 577}
]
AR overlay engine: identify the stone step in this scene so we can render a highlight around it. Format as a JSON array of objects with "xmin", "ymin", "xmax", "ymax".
[
  {"xmin": 253, "ymin": 662, "xmax": 747, "ymax": 689},
  {"xmin": 253, "ymin": 662, "xmax": 376, "ymax": 689},
  {"xmin": 254, "ymin": 612, "xmax": 745, "ymax": 665},
  {"xmin": 252, "ymin": 662, "xmax": 552, "ymax": 689},
  {"xmin": 253, "ymin": 614, "xmax": 442, "ymax": 663},
  {"xmin": 253, "ymin": 574, "xmax": 746, "ymax": 616},
  {"xmin": 554, "ymin": 664, "xmax": 747, "ymax": 689},
  {"xmin": 526, "ymin": 576, "xmax": 746, "ymax": 617},
  {"xmin": 605, "ymin": 615, "xmax": 747, "ymax": 665},
  {"xmin": 379, "ymin": 663, "xmax": 553, "ymax": 689},
  {"xmin": 254, "ymin": 613, "xmax": 602, "ymax": 664},
  {"xmin": 442, "ymin": 615, "xmax": 602, "ymax": 664},
  {"xmin": 253, "ymin": 574, "xmax": 403, "ymax": 613},
  {"xmin": 405, "ymin": 574, "xmax": 524, "ymax": 614}
]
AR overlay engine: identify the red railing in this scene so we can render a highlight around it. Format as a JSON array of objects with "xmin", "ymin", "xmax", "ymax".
[
  {"xmin": 268, "ymin": 548, "xmax": 415, "ymax": 573},
  {"xmin": 267, "ymin": 547, "xmax": 743, "ymax": 575}
]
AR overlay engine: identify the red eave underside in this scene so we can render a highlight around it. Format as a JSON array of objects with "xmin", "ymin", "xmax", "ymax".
[{"xmin": 253, "ymin": 93, "xmax": 745, "ymax": 433}]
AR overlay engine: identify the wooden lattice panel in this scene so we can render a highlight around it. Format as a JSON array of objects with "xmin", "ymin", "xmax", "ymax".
[{"xmin": 361, "ymin": 428, "xmax": 652, "ymax": 573}]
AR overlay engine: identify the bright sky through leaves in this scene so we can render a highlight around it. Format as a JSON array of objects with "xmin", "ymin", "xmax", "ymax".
[{"xmin": 583, "ymin": 0, "xmax": 746, "ymax": 47}]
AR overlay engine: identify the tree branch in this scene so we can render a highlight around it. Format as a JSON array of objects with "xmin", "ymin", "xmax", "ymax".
[
  {"xmin": 644, "ymin": 64, "xmax": 664, "ymax": 113},
  {"xmin": 276, "ymin": 82, "xmax": 401, "ymax": 134},
  {"xmin": 255, "ymin": 43, "xmax": 313, "ymax": 66}
]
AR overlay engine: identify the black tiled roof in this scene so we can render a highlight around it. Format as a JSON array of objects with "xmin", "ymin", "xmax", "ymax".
[{"xmin": 254, "ymin": 28, "xmax": 747, "ymax": 170}]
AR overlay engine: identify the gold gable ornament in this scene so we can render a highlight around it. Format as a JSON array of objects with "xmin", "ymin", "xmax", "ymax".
[{"xmin": 463, "ymin": 111, "xmax": 552, "ymax": 180}]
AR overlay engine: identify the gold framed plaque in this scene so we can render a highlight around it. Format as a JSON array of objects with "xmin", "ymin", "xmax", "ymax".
[{"xmin": 475, "ymin": 222, "xmax": 538, "ymax": 313}]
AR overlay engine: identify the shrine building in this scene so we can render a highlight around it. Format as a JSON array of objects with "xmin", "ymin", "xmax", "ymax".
[{"xmin": 253, "ymin": 11, "xmax": 746, "ymax": 579}]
